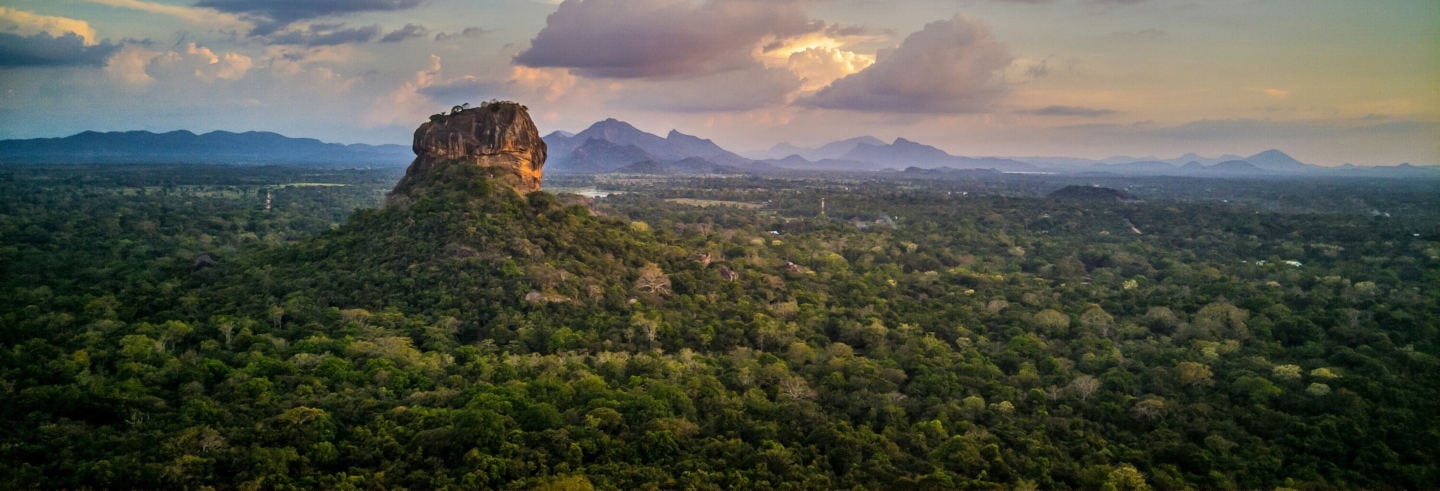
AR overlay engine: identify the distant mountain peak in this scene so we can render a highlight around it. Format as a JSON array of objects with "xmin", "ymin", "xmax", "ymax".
[
  {"xmin": 1244, "ymin": 149, "xmax": 1309, "ymax": 171},
  {"xmin": 666, "ymin": 129, "xmax": 711, "ymax": 143},
  {"xmin": 1250, "ymin": 149, "xmax": 1290, "ymax": 158},
  {"xmin": 1204, "ymin": 160, "xmax": 1270, "ymax": 175},
  {"xmin": 588, "ymin": 118, "xmax": 640, "ymax": 131},
  {"xmin": 545, "ymin": 118, "xmax": 754, "ymax": 172},
  {"xmin": 0, "ymin": 128, "xmax": 409, "ymax": 165}
]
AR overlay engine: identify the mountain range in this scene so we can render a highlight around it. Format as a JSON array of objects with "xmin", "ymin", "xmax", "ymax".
[
  {"xmin": 542, "ymin": 119, "xmax": 754, "ymax": 174},
  {"xmin": 0, "ymin": 130, "xmax": 411, "ymax": 166},
  {"xmin": 541, "ymin": 120, "xmax": 1041, "ymax": 174},
  {"xmin": 3, "ymin": 123, "xmax": 1435, "ymax": 178}
]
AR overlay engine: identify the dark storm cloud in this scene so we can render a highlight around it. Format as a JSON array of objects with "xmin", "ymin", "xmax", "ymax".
[
  {"xmin": 1020, "ymin": 105, "xmax": 1117, "ymax": 117},
  {"xmin": 194, "ymin": 0, "xmax": 425, "ymax": 34},
  {"xmin": 0, "ymin": 32, "xmax": 118, "ymax": 67},
  {"xmin": 380, "ymin": 23, "xmax": 428, "ymax": 43},
  {"xmin": 803, "ymin": 15, "xmax": 1012, "ymax": 114},
  {"xmin": 266, "ymin": 23, "xmax": 380, "ymax": 46},
  {"xmin": 514, "ymin": 0, "xmax": 821, "ymax": 79}
]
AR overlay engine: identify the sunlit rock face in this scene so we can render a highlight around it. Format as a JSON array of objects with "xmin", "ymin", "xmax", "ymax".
[{"xmin": 389, "ymin": 102, "xmax": 547, "ymax": 203}]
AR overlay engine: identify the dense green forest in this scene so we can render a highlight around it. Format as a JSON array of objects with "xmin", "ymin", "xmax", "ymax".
[{"xmin": 2, "ymin": 164, "xmax": 1437, "ymax": 489}]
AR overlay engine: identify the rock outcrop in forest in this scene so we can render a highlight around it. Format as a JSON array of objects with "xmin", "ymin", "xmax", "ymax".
[{"xmin": 388, "ymin": 101, "xmax": 547, "ymax": 204}]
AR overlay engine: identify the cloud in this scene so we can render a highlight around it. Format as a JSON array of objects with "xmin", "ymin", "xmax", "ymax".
[
  {"xmin": 416, "ymin": 77, "xmax": 498, "ymax": 103},
  {"xmin": 514, "ymin": 0, "xmax": 821, "ymax": 79},
  {"xmin": 0, "ymin": 32, "xmax": 119, "ymax": 67},
  {"xmin": 1061, "ymin": 118, "xmax": 1440, "ymax": 142},
  {"xmin": 194, "ymin": 0, "xmax": 425, "ymax": 34},
  {"xmin": 500, "ymin": 66, "xmax": 580, "ymax": 103},
  {"xmin": 787, "ymin": 47, "xmax": 873, "ymax": 92},
  {"xmin": 0, "ymin": 7, "xmax": 99, "ymax": 45},
  {"xmin": 1020, "ymin": 105, "xmax": 1116, "ymax": 117},
  {"xmin": 1004, "ymin": 57, "xmax": 1051, "ymax": 81},
  {"xmin": 78, "ymin": 0, "xmax": 252, "ymax": 33},
  {"xmin": 105, "ymin": 45, "xmax": 156, "ymax": 84},
  {"xmin": 618, "ymin": 66, "xmax": 803, "ymax": 112},
  {"xmin": 104, "ymin": 42, "xmax": 254, "ymax": 85},
  {"xmin": 166, "ymin": 43, "xmax": 254, "ymax": 81},
  {"xmin": 417, "ymin": 65, "xmax": 582, "ymax": 108},
  {"xmin": 0, "ymin": 7, "xmax": 119, "ymax": 67},
  {"xmin": 1263, "ymin": 88, "xmax": 1290, "ymax": 99},
  {"xmin": 804, "ymin": 15, "xmax": 1012, "ymax": 114},
  {"xmin": 434, "ymin": 27, "xmax": 488, "ymax": 41},
  {"xmin": 366, "ymin": 54, "xmax": 444, "ymax": 126},
  {"xmin": 380, "ymin": 23, "xmax": 427, "ymax": 43},
  {"xmin": 266, "ymin": 23, "xmax": 381, "ymax": 46}
]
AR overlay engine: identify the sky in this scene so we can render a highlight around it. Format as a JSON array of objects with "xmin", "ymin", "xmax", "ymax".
[{"xmin": 0, "ymin": 0, "xmax": 1436, "ymax": 165}]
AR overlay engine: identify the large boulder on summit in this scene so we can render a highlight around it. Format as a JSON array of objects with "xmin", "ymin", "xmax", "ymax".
[{"xmin": 388, "ymin": 101, "xmax": 547, "ymax": 203}]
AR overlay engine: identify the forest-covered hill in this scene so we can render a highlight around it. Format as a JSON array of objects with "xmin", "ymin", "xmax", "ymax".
[{"xmin": 1, "ymin": 164, "xmax": 1437, "ymax": 489}]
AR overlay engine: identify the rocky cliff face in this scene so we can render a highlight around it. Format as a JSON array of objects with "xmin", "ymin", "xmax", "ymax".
[{"xmin": 388, "ymin": 102, "xmax": 547, "ymax": 203}]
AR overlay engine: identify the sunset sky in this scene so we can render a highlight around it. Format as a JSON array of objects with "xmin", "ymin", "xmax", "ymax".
[{"xmin": 0, "ymin": 0, "xmax": 1436, "ymax": 165}]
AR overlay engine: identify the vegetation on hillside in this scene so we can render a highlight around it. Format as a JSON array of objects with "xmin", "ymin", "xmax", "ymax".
[{"xmin": 2, "ymin": 164, "xmax": 1437, "ymax": 489}]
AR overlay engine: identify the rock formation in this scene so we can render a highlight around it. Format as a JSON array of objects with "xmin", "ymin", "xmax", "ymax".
[{"xmin": 388, "ymin": 101, "xmax": 547, "ymax": 203}]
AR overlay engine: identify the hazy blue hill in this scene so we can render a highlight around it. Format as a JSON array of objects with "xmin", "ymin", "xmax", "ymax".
[
  {"xmin": 760, "ymin": 136, "xmax": 884, "ymax": 160},
  {"xmin": 546, "ymin": 122, "xmax": 1048, "ymax": 174},
  {"xmin": 1204, "ymin": 160, "xmax": 1272, "ymax": 175},
  {"xmin": 1332, "ymin": 162, "xmax": 1440, "ymax": 177},
  {"xmin": 664, "ymin": 130, "xmax": 751, "ymax": 166},
  {"xmin": 1244, "ymin": 149, "xmax": 1313, "ymax": 173},
  {"xmin": 544, "ymin": 119, "xmax": 656, "ymax": 162},
  {"xmin": 615, "ymin": 157, "xmax": 744, "ymax": 175},
  {"xmin": 763, "ymin": 142, "xmax": 810, "ymax": 159},
  {"xmin": 544, "ymin": 119, "xmax": 754, "ymax": 172},
  {"xmin": 844, "ymin": 138, "xmax": 952, "ymax": 166},
  {"xmin": 762, "ymin": 156, "xmax": 885, "ymax": 171},
  {"xmin": 949, "ymin": 156, "xmax": 1040, "ymax": 172},
  {"xmin": 549, "ymin": 138, "xmax": 653, "ymax": 173},
  {"xmin": 1162, "ymin": 153, "xmax": 1244, "ymax": 167},
  {"xmin": 563, "ymin": 118, "xmax": 677, "ymax": 160},
  {"xmin": 770, "ymin": 154, "xmax": 812, "ymax": 167},
  {"xmin": 811, "ymin": 136, "xmax": 886, "ymax": 160},
  {"xmin": 1094, "ymin": 160, "xmax": 1178, "ymax": 174},
  {"xmin": 837, "ymin": 138, "xmax": 1038, "ymax": 172},
  {"xmin": 0, "ymin": 130, "xmax": 411, "ymax": 165}
]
